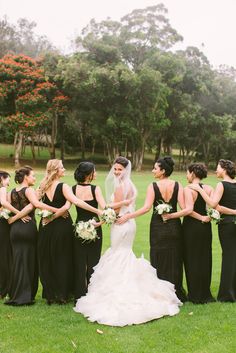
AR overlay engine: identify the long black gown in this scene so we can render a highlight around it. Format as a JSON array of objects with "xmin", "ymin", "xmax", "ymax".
[
  {"xmin": 217, "ymin": 181, "xmax": 236, "ymax": 302},
  {"xmin": 38, "ymin": 183, "xmax": 74, "ymax": 303},
  {"xmin": 149, "ymin": 181, "xmax": 187, "ymax": 302},
  {"xmin": 72, "ymin": 184, "xmax": 102, "ymax": 300},
  {"xmin": 183, "ymin": 184, "xmax": 214, "ymax": 303},
  {"xmin": 6, "ymin": 187, "xmax": 38, "ymax": 305},
  {"xmin": 0, "ymin": 204, "xmax": 12, "ymax": 298}
]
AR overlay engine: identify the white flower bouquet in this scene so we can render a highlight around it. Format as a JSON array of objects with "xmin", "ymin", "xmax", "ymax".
[
  {"xmin": 155, "ymin": 202, "xmax": 172, "ymax": 215},
  {"xmin": 74, "ymin": 219, "xmax": 98, "ymax": 242},
  {"xmin": 207, "ymin": 208, "xmax": 222, "ymax": 224},
  {"xmin": 37, "ymin": 210, "xmax": 54, "ymax": 226},
  {"xmin": 101, "ymin": 207, "xmax": 117, "ymax": 225},
  {"xmin": 0, "ymin": 208, "xmax": 12, "ymax": 220}
]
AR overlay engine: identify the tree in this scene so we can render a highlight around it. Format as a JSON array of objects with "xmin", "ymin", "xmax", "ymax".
[{"xmin": 0, "ymin": 54, "xmax": 68, "ymax": 166}]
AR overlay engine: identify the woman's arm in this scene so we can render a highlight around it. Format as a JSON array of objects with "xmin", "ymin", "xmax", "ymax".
[
  {"xmin": 188, "ymin": 185, "xmax": 212, "ymax": 223},
  {"xmin": 62, "ymin": 184, "xmax": 102, "ymax": 216},
  {"xmin": 162, "ymin": 184, "xmax": 193, "ymax": 221},
  {"xmin": 0, "ymin": 188, "xmax": 19, "ymax": 214},
  {"xmin": 216, "ymin": 205, "xmax": 236, "ymax": 215},
  {"xmin": 188, "ymin": 182, "xmax": 224, "ymax": 208},
  {"xmin": 42, "ymin": 201, "xmax": 72, "ymax": 225},
  {"xmin": 8, "ymin": 204, "xmax": 34, "ymax": 224},
  {"xmin": 25, "ymin": 187, "xmax": 59, "ymax": 213},
  {"xmin": 116, "ymin": 184, "xmax": 154, "ymax": 224},
  {"xmin": 95, "ymin": 186, "xmax": 131, "ymax": 210}
]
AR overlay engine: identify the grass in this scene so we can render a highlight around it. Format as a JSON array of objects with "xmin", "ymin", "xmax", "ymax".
[{"xmin": 1, "ymin": 170, "xmax": 236, "ymax": 353}]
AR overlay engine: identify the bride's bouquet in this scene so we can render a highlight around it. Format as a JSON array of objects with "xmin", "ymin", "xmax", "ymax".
[
  {"xmin": 0, "ymin": 208, "xmax": 12, "ymax": 220},
  {"xmin": 155, "ymin": 201, "xmax": 172, "ymax": 215},
  {"xmin": 74, "ymin": 219, "xmax": 98, "ymax": 242},
  {"xmin": 101, "ymin": 207, "xmax": 117, "ymax": 225},
  {"xmin": 207, "ymin": 208, "xmax": 222, "ymax": 224}
]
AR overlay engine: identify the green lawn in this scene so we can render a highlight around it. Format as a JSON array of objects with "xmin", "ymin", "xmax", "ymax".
[{"xmin": 1, "ymin": 170, "xmax": 236, "ymax": 353}]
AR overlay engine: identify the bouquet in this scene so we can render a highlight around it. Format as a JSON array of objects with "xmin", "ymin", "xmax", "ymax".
[
  {"xmin": 155, "ymin": 202, "xmax": 172, "ymax": 215},
  {"xmin": 74, "ymin": 219, "xmax": 98, "ymax": 242},
  {"xmin": 101, "ymin": 207, "xmax": 117, "ymax": 225},
  {"xmin": 37, "ymin": 210, "xmax": 54, "ymax": 225},
  {"xmin": 207, "ymin": 208, "xmax": 222, "ymax": 224},
  {"xmin": 0, "ymin": 208, "xmax": 12, "ymax": 220}
]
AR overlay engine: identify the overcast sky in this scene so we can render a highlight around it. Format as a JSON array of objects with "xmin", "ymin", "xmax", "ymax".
[{"xmin": 1, "ymin": 0, "xmax": 235, "ymax": 68}]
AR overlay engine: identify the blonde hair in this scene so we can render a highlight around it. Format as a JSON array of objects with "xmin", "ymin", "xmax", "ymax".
[{"xmin": 39, "ymin": 159, "xmax": 62, "ymax": 197}]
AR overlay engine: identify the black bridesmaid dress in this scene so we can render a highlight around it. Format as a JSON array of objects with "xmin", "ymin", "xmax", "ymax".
[
  {"xmin": 38, "ymin": 183, "xmax": 74, "ymax": 304},
  {"xmin": 217, "ymin": 181, "xmax": 236, "ymax": 302},
  {"xmin": 149, "ymin": 181, "xmax": 187, "ymax": 302},
  {"xmin": 72, "ymin": 184, "xmax": 102, "ymax": 300},
  {"xmin": 0, "ymin": 204, "xmax": 12, "ymax": 298},
  {"xmin": 6, "ymin": 187, "xmax": 38, "ymax": 305},
  {"xmin": 183, "ymin": 184, "xmax": 214, "ymax": 303}
]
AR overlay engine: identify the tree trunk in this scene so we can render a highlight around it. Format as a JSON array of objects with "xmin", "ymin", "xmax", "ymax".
[
  {"xmin": 50, "ymin": 114, "xmax": 58, "ymax": 159},
  {"xmin": 30, "ymin": 133, "xmax": 36, "ymax": 164},
  {"xmin": 14, "ymin": 130, "xmax": 23, "ymax": 168}
]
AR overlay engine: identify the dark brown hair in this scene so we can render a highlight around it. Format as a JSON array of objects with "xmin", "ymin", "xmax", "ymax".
[
  {"xmin": 114, "ymin": 156, "xmax": 129, "ymax": 168},
  {"xmin": 188, "ymin": 163, "xmax": 207, "ymax": 180},
  {"xmin": 74, "ymin": 162, "xmax": 95, "ymax": 183},
  {"xmin": 15, "ymin": 166, "xmax": 33, "ymax": 184},
  {"xmin": 156, "ymin": 156, "xmax": 174, "ymax": 177},
  {"xmin": 218, "ymin": 159, "xmax": 236, "ymax": 179}
]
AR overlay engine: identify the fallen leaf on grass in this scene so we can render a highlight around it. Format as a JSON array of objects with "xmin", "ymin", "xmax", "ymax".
[
  {"xmin": 96, "ymin": 329, "xmax": 104, "ymax": 334},
  {"xmin": 188, "ymin": 312, "xmax": 193, "ymax": 316},
  {"xmin": 71, "ymin": 340, "xmax": 77, "ymax": 348}
]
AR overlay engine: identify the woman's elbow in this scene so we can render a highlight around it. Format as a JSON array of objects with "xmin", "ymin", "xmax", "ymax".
[{"xmin": 184, "ymin": 206, "xmax": 193, "ymax": 216}]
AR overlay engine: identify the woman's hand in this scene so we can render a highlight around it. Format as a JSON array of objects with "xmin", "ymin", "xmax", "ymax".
[
  {"xmin": 188, "ymin": 184, "xmax": 201, "ymax": 192},
  {"xmin": 201, "ymin": 215, "xmax": 211, "ymax": 223},
  {"xmin": 42, "ymin": 216, "xmax": 54, "ymax": 226},
  {"xmin": 116, "ymin": 213, "xmax": 130, "ymax": 225},
  {"xmin": 123, "ymin": 199, "xmax": 132, "ymax": 206},
  {"xmin": 62, "ymin": 211, "xmax": 69, "ymax": 219},
  {"xmin": 91, "ymin": 219, "xmax": 103, "ymax": 228},
  {"xmin": 161, "ymin": 213, "xmax": 172, "ymax": 222}
]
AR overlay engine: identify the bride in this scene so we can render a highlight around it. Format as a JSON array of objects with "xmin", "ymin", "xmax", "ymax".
[{"xmin": 73, "ymin": 157, "xmax": 181, "ymax": 326}]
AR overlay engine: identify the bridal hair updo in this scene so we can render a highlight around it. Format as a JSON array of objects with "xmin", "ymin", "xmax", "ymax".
[
  {"xmin": 39, "ymin": 159, "xmax": 62, "ymax": 196},
  {"xmin": 15, "ymin": 166, "xmax": 33, "ymax": 184},
  {"xmin": 74, "ymin": 162, "xmax": 95, "ymax": 183},
  {"xmin": 114, "ymin": 156, "xmax": 129, "ymax": 168},
  {"xmin": 156, "ymin": 156, "xmax": 174, "ymax": 177},
  {"xmin": 188, "ymin": 163, "xmax": 207, "ymax": 180},
  {"xmin": 0, "ymin": 170, "xmax": 10, "ymax": 185},
  {"xmin": 218, "ymin": 159, "xmax": 236, "ymax": 179}
]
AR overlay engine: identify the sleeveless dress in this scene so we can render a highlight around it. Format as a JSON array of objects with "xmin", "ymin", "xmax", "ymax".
[
  {"xmin": 0, "ymin": 200, "xmax": 12, "ymax": 298},
  {"xmin": 149, "ymin": 182, "xmax": 186, "ymax": 302},
  {"xmin": 38, "ymin": 183, "xmax": 74, "ymax": 303},
  {"xmin": 6, "ymin": 187, "xmax": 38, "ymax": 305},
  {"xmin": 74, "ymin": 200, "xmax": 181, "ymax": 327},
  {"xmin": 72, "ymin": 184, "xmax": 102, "ymax": 300},
  {"xmin": 183, "ymin": 184, "xmax": 214, "ymax": 303},
  {"xmin": 217, "ymin": 181, "xmax": 236, "ymax": 302}
]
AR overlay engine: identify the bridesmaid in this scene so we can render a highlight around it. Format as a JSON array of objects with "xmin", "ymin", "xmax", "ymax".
[
  {"xmin": 189, "ymin": 159, "xmax": 236, "ymax": 302},
  {"xmin": 5, "ymin": 167, "xmax": 39, "ymax": 305},
  {"xmin": 36, "ymin": 159, "xmax": 103, "ymax": 305},
  {"xmin": 72, "ymin": 161, "xmax": 131, "ymax": 301},
  {"xmin": 183, "ymin": 163, "xmax": 215, "ymax": 303},
  {"xmin": 118, "ymin": 156, "xmax": 192, "ymax": 302},
  {"xmin": 0, "ymin": 171, "xmax": 12, "ymax": 298}
]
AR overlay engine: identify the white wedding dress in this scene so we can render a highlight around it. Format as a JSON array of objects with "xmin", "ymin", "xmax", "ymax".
[{"xmin": 73, "ymin": 202, "xmax": 182, "ymax": 326}]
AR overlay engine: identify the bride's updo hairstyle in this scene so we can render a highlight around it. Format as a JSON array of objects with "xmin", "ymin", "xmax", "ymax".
[
  {"xmin": 0, "ymin": 170, "xmax": 10, "ymax": 185},
  {"xmin": 188, "ymin": 163, "xmax": 207, "ymax": 180},
  {"xmin": 114, "ymin": 156, "xmax": 129, "ymax": 168},
  {"xmin": 74, "ymin": 162, "xmax": 95, "ymax": 183},
  {"xmin": 218, "ymin": 159, "xmax": 236, "ymax": 179},
  {"xmin": 15, "ymin": 166, "xmax": 32, "ymax": 184},
  {"xmin": 39, "ymin": 159, "xmax": 62, "ymax": 196},
  {"xmin": 156, "ymin": 156, "xmax": 174, "ymax": 177}
]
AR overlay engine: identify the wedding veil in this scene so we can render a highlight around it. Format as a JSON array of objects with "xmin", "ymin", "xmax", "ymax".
[{"xmin": 105, "ymin": 160, "xmax": 137, "ymax": 207}]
